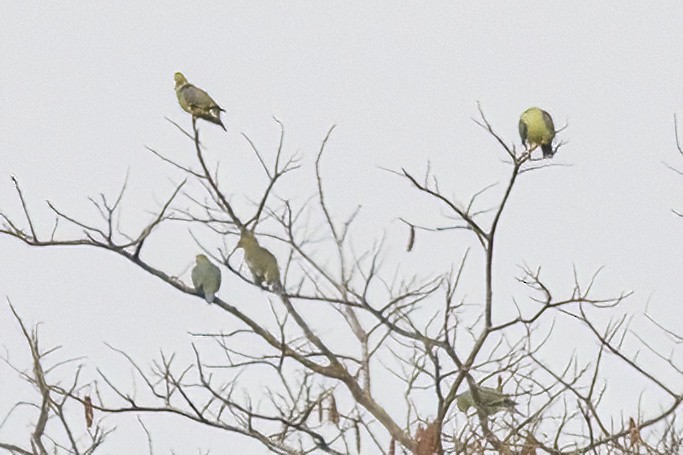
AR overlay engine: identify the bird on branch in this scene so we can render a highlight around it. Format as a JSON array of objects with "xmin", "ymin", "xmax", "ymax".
[
  {"xmin": 191, "ymin": 254, "xmax": 222, "ymax": 303},
  {"xmin": 174, "ymin": 72, "xmax": 227, "ymax": 131},
  {"xmin": 237, "ymin": 230, "xmax": 282, "ymax": 292},
  {"xmin": 519, "ymin": 107, "xmax": 556, "ymax": 158},
  {"xmin": 456, "ymin": 385, "xmax": 521, "ymax": 417}
]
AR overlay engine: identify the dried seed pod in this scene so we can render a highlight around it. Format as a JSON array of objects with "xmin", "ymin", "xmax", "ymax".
[
  {"xmin": 416, "ymin": 421, "xmax": 440, "ymax": 455},
  {"xmin": 520, "ymin": 433, "xmax": 539, "ymax": 455},
  {"xmin": 84, "ymin": 395, "xmax": 94, "ymax": 428},
  {"xmin": 407, "ymin": 225, "xmax": 415, "ymax": 252},
  {"xmin": 629, "ymin": 417, "xmax": 643, "ymax": 447},
  {"xmin": 328, "ymin": 394, "xmax": 339, "ymax": 425}
]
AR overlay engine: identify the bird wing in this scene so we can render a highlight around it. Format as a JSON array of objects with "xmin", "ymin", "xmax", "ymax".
[
  {"xmin": 479, "ymin": 387, "xmax": 516, "ymax": 408},
  {"xmin": 261, "ymin": 248, "xmax": 280, "ymax": 283},
  {"xmin": 191, "ymin": 266, "xmax": 202, "ymax": 289},
  {"xmin": 179, "ymin": 84, "xmax": 221, "ymax": 111},
  {"xmin": 542, "ymin": 110, "xmax": 555, "ymax": 137},
  {"xmin": 206, "ymin": 264, "xmax": 221, "ymax": 293},
  {"xmin": 518, "ymin": 117, "xmax": 528, "ymax": 144},
  {"xmin": 262, "ymin": 248, "xmax": 279, "ymax": 267}
]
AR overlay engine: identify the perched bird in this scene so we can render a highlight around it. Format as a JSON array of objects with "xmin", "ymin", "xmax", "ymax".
[
  {"xmin": 519, "ymin": 107, "xmax": 556, "ymax": 158},
  {"xmin": 456, "ymin": 385, "xmax": 519, "ymax": 417},
  {"xmin": 191, "ymin": 254, "xmax": 222, "ymax": 303},
  {"xmin": 236, "ymin": 230, "xmax": 281, "ymax": 291},
  {"xmin": 174, "ymin": 72, "xmax": 226, "ymax": 131}
]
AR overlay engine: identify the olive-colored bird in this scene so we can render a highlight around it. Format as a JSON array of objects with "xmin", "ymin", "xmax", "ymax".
[
  {"xmin": 456, "ymin": 385, "xmax": 519, "ymax": 417},
  {"xmin": 519, "ymin": 107, "xmax": 556, "ymax": 158},
  {"xmin": 174, "ymin": 72, "xmax": 226, "ymax": 131},
  {"xmin": 191, "ymin": 254, "xmax": 222, "ymax": 303},
  {"xmin": 236, "ymin": 230, "xmax": 281, "ymax": 291}
]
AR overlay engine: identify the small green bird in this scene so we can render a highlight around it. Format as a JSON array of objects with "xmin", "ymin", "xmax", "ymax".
[
  {"xmin": 456, "ymin": 385, "xmax": 519, "ymax": 417},
  {"xmin": 519, "ymin": 107, "xmax": 556, "ymax": 158},
  {"xmin": 174, "ymin": 72, "xmax": 226, "ymax": 131},
  {"xmin": 191, "ymin": 254, "xmax": 222, "ymax": 303},
  {"xmin": 236, "ymin": 230, "xmax": 281, "ymax": 291}
]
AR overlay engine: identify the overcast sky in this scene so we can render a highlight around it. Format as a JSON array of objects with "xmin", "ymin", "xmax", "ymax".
[{"xmin": 1, "ymin": 2, "xmax": 682, "ymax": 453}]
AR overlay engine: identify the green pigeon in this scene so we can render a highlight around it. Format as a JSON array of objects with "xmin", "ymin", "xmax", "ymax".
[
  {"xmin": 456, "ymin": 385, "xmax": 520, "ymax": 417},
  {"xmin": 236, "ymin": 230, "xmax": 281, "ymax": 291},
  {"xmin": 174, "ymin": 72, "xmax": 226, "ymax": 131},
  {"xmin": 519, "ymin": 107, "xmax": 556, "ymax": 158},
  {"xmin": 191, "ymin": 254, "xmax": 222, "ymax": 303}
]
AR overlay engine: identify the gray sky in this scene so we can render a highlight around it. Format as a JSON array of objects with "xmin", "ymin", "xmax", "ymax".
[{"xmin": 1, "ymin": 2, "xmax": 682, "ymax": 453}]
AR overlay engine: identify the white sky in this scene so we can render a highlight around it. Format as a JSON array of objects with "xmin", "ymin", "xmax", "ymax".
[{"xmin": 1, "ymin": 2, "xmax": 682, "ymax": 454}]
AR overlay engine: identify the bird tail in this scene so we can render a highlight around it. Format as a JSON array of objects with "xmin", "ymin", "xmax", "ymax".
[
  {"xmin": 207, "ymin": 115, "xmax": 227, "ymax": 132},
  {"xmin": 541, "ymin": 143, "xmax": 554, "ymax": 158},
  {"xmin": 204, "ymin": 292, "xmax": 215, "ymax": 303},
  {"xmin": 510, "ymin": 405, "xmax": 523, "ymax": 416},
  {"xmin": 207, "ymin": 108, "xmax": 227, "ymax": 132},
  {"xmin": 271, "ymin": 280, "xmax": 284, "ymax": 296},
  {"xmin": 502, "ymin": 398, "xmax": 523, "ymax": 415},
  {"xmin": 503, "ymin": 398, "xmax": 517, "ymax": 408}
]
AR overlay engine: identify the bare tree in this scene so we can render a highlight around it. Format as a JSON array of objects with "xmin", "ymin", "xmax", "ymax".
[
  {"xmin": 1, "ymin": 110, "xmax": 681, "ymax": 454},
  {"xmin": 0, "ymin": 303, "xmax": 112, "ymax": 455}
]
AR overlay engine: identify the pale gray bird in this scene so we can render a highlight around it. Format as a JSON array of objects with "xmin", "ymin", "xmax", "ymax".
[{"xmin": 191, "ymin": 254, "xmax": 222, "ymax": 303}]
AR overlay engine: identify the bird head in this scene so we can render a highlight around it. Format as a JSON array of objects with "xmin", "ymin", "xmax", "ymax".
[
  {"xmin": 237, "ymin": 230, "xmax": 259, "ymax": 250},
  {"xmin": 195, "ymin": 254, "xmax": 209, "ymax": 264},
  {"xmin": 456, "ymin": 394, "xmax": 472, "ymax": 412},
  {"xmin": 174, "ymin": 72, "xmax": 188, "ymax": 88}
]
